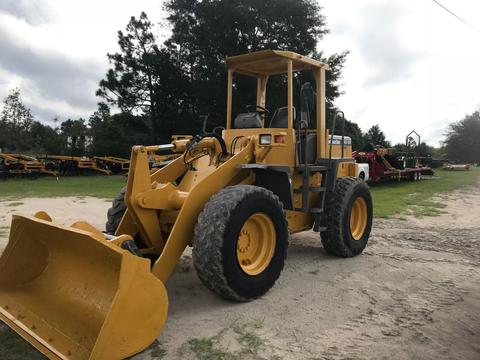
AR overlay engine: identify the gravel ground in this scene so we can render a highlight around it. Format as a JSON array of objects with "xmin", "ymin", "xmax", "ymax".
[{"xmin": 0, "ymin": 187, "xmax": 479, "ymax": 359}]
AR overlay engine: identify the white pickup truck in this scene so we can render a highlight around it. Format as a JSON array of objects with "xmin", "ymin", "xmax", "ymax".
[{"xmin": 356, "ymin": 163, "xmax": 369, "ymax": 182}]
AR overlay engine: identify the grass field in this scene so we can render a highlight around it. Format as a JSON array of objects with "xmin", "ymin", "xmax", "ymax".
[
  {"xmin": 0, "ymin": 168, "xmax": 479, "ymax": 218},
  {"xmin": 371, "ymin": 167, "xmax": 480, "ymax": 217},
  {"xmin": 0, "ymin": 175, "xmax": 126, "ymax": 199}
]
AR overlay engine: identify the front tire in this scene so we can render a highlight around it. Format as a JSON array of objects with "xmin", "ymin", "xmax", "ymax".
[
  {"xmin": 321, "ymin": 177, "xmax": 373, "ymax": 257},
  {"xmin": 192, "ymin": 185, "xmax": 288, "ymax": 301}
]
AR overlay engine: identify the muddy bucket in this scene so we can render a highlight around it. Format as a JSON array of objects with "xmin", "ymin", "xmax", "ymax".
[{"xmin": 0, "ymin": 214, "xmax": 168, "ymax": 360}]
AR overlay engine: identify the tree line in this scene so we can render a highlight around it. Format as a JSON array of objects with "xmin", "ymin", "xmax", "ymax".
[
  {"xmin": 0, "ymin": 88, "xmax": 151, "ymax": 157},
  {"xmin": 0, "ymin": 0, "xmax": 478, "ymax": 163}
]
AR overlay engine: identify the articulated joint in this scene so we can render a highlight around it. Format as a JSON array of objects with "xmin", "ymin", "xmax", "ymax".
[{"xmin": 136, "ymin": 182, "xmax": 188, "ymax": 210}]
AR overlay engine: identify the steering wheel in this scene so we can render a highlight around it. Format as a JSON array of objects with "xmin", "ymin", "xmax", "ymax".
[{"xmin": 245, "ymin": 104, "xmax": 271, "ymax": 116}]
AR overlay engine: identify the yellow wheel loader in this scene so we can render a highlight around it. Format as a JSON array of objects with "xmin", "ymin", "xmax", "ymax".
[{"xmin": 0, "ymin": 50, "xmax": 373, "ymax": 359}]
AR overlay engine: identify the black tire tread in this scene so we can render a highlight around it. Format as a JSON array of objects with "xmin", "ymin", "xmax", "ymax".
[
  {"xmin": 192, "ymin": 185, "xmax": 288, "ymax": 302},
  {"xmin": 321, "ymin": 177, "xmax": 371, "ymax": 257},
  {"xmin": 105, "ymin": 187, "xmax": 126, "ymax": 234}
]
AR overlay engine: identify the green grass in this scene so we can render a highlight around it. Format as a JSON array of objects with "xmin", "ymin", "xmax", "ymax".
[
  {"xmin": 179, "ymin": 321, "xmax": 280, "ymax": 360},
  {"xmin": 371, "ymin": 167, "xmax": 480, "ymax": 218},
  {"xmin": 0, "ymin": 226, "xmax": 8, "ymax": 237},
  {"xmin": 0, "ymin": 168, "xmax": 478, "ymax": 217},
  {"xmin": 5, "ymin": 201, "xmax": 24, "ymax": 207},
  {"xmin": 145, "ymin": 339, "xmax": 167, "ymax": 359},
  {"xmin": 0, "ymin": 175, "xmax": 126, "ymax": 199}
]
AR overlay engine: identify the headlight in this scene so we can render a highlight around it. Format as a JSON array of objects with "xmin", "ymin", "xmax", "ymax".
[{"xmin": 259, "ymin": 134, "xmax": 272, "ymax": 145}]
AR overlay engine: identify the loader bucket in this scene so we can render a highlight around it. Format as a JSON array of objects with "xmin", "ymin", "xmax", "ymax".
[{"xmin": 0, "ymin": 214, "xmax": 169, "ymax": 360}]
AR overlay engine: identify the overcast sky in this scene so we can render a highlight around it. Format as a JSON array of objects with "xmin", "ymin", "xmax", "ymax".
[{"xmin": 1, "ymin": 0, "xmax": 479, "ymax": 146}]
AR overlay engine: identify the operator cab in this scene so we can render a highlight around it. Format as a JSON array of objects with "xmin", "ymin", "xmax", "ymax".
[{"xmin": 225, "ymin": 50, "xmax": 331, "ymax": 167}]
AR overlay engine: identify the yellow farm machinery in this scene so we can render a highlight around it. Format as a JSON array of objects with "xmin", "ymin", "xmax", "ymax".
[
  {"xmin": 40, "ymin": 155, "xmax": 112, "ymax": 175},
  {"xmin": 0, "ymin": 50, "xmax": 373, "ymax": 359},
  {"xmin": 93, "ymin": 156, "xmax": 130, "ymax": 174},
  {"xmin": 0, "ymin": 153, "xmax": 58, "ymax": 178}
]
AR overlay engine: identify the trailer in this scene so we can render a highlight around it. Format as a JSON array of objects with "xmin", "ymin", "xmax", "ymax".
[
  {"xmin": 353, "ymin": 130, "xmax": 434, "ymax": 183},
  {"xmin": 353, "ymin": 147, "xmax": 433, "ymax": 183}
]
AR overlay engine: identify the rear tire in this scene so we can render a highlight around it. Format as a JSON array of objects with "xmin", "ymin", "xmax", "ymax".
[
  {"xmin": 105, "ymin": 188, "xmax": 160, "ymax": 263},
  {"xmin": 106, "ymin": 188, "xmax": 126, "ymax": 234},
  {"xmin": 321, "ymin": 177, "xmax": 373, "ymax": 257},
  {"xmin": 192, "ymin": 185, "xmax": 288, "ymax": 301}
]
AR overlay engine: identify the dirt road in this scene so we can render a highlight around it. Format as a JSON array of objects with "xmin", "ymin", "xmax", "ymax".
[{"xmin": 0, "ymin": 188, "xmax": 479, "ymax": 359}]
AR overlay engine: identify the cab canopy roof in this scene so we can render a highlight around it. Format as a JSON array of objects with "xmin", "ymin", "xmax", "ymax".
[{"xmin": 226, "ymin": 50, "xmax": 329, "ymax": 77}]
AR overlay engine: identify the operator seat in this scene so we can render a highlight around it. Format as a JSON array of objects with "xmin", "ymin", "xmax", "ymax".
[
  {"xmin": 269, "ymin": 107, "xmax": 295, "ymax": 128},
  {"xmin": 234, "ymin": 112, "xmax": 263, "ymax": 129},
  {"xmin": 268, "ymin": 106, "xmax": 317, "ymax": 164}
]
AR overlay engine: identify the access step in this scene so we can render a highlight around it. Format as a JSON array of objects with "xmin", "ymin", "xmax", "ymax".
[
  {"xmin": 297, "ymin": 165, "xmax": 328, "ymax": 173},
  {"xmin": 293, "ymin": 186, "xmax": 326, "ymax": 194},
  {"xmin": 294, "ymin": 207, "xmax": 324, "ymax": 214}
]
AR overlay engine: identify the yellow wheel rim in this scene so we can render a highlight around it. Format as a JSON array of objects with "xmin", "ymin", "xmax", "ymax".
[
  {"xmin": 236, "ymin": 213, "xmax": 276, "ymax": 276},
  {"xmin": 349, "ymin": 197, "xmax": 368, "ymax": 241}
]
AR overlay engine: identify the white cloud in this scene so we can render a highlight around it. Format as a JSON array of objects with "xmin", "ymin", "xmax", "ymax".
[
  {"xmin": 1, "ymin": 0, "xmax": 479, "ymax": 147},
  {"xmin": 320, "ymin": 0, "xmax": 480, "ymax": 146},
  {"xmin": 0, "ymin": 0, "xmax": 53, "ymax": 25},
  {"xmin": 0, "ymin": 0, "xmax": 167, "ymax": 122}
]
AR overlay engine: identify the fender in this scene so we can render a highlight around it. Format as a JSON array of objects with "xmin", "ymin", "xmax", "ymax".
[{"xmin": 238, "ymin": 164, "xmax": 293, "ymax": 210}]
